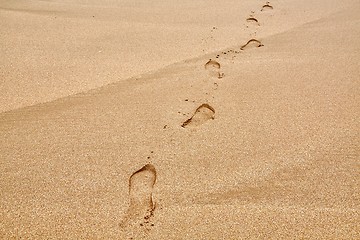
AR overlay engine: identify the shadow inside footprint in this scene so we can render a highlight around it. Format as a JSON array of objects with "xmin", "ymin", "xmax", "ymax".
[
  {"xmin": 261, "ymin": 4, "xmax": 273, "ymax": 11},
  {"xmin": 240, "ymin": 39, "xmax": 264, "ymax": 50},
  {"xmin": 121, "ymin": 164, "xmax": 157, "ymax": 229},
  {"xmin": 205, "ymin": 59, "xmax": 221, "ymax": 70},
  {"xmin": 182, "ymin": 104, "xmax": 215, "ymax": 128}
]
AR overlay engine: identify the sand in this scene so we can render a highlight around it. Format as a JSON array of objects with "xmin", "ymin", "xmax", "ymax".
[{"xmin": 0, "ymin": 0, "xmax": 359, "ymax": 239}]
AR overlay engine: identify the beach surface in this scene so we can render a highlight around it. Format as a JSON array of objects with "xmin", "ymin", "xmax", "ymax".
[{"xmin": 1, "ymin": 0, "xmax": 359, "ymax": 239}]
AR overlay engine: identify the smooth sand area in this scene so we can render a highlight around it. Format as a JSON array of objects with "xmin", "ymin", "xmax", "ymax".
[{"xmin": 1, "ymin": 0, "xmax": 359, "ymax": 239}]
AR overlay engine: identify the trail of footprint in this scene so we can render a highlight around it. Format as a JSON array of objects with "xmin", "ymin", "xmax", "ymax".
[
  {"xmin": 182, "ymin": 104, "xmax": 215, "ymax": 128},
  {"xmin": 240, "ymin": 39, "xmax": 264, "ymax": 50},
  {"xmin": 120, "ymin": 164, "xmax": 157, "ymax": 233}
]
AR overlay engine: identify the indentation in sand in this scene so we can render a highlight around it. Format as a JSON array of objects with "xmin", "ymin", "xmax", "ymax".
[
  {"xmin": 121, "ymin": 164, "xmax": 157, "ymax": 231},
  {"xmin": 182, "ymin": 104, "xmax": 215, "ymax": 128},
  {"xmin": 205, "ymin": 59, "xmax": 221, "ymax": 69},
  {"xmin": 246, "ymin": 17, "xmax": 260, "ymax": 25},
  {"xmin": 261, "ymin": 3, "xmax": 273, "ymax": 11},
  {"xmin": 205, "ymin": 59, "xmax": 224, "ymax": 78},
  {"xmin": 240, "ymin": 39, "xmax": 264, "ymax": 50},
  {"xmin": 129, "ymin": 164, "xmax": 156, "ymax": 210}
]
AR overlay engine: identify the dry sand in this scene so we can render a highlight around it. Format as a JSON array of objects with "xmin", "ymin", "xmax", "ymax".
[{"xmin": 1, "ymin": 0, "xmax": 359, "ymax": 239}]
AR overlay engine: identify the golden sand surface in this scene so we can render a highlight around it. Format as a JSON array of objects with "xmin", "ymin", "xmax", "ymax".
[{"xmin": 0, "ymin": 0, "xmax": 359, "ymax": 239}]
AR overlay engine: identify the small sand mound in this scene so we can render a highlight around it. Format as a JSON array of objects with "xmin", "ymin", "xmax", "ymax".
[
  {"xmin": 182, "ymin": 104, "xmax": 215, "ymax": 128},
  {"xmin": 240, "ymin": 39, "xmax": 264, "ymax": 50}
]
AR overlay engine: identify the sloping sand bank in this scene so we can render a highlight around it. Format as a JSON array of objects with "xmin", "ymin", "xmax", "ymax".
[{"xmin": 0, "ymin": 0, "xmax": 357, "ymax": 112}]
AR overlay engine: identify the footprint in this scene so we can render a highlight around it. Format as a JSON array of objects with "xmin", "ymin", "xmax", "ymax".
[
  {"xmin": 261, "ymin": 2, "xmax": 273, "ymax": 11},
  {"xmin": 205, "ymin": 59, "xmax": 223, "ymax": 78},
  {"xmin": 246, "ymin": 17, "xmax": 260, "ymax": 26},
  {"xmin": 205, "ymin": 59, "xmax": 221, "ymax": 70},
  {"xmin": 129, "ymin": 164, "xmax": 156, "ymax": 211},
  {"xmin": 121, "ymin": 164, "xmax": 157, "ymax": 231},
  {"xmin": 182, "ymin": 104, "xmax": 215, "ymax": 128},
  {"xmin": 240, "ymin": 39, "xmax": 264, "ymax": 50}
]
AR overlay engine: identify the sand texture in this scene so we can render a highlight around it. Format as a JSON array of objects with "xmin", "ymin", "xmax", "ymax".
[{"xmin": 1, "ymin": 0, "xmax": 359, "ymax": 239}]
